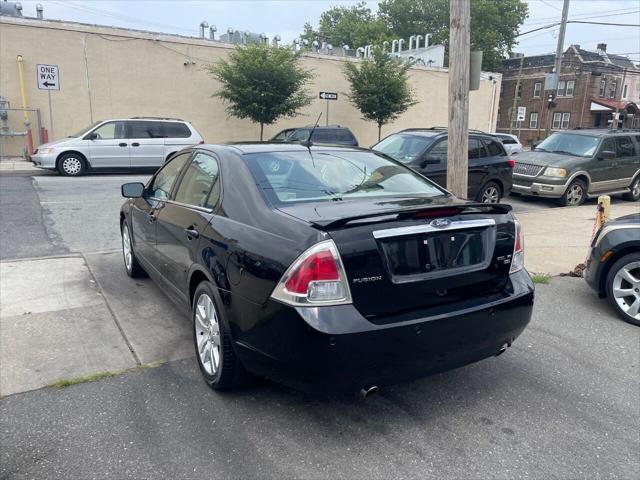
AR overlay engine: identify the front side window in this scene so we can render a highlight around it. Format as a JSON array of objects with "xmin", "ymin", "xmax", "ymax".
[
  {"xmin": 90, "ymin": 121, "xmax": 125, "ymax": 140},
  {"xmin": 147, "ymin": 152, "xmax": 190, "ymax": 200},
  {"xmin": 272, "ymin": 129, "xmax": 293, "ymax": 141},
  {"xmin": 174, "ymin": 152, "xmax": 220, "ymax": 208},
  {"xmin": 533, "ymin": 82, "xmax": 542, "ymax": 98},
  {"xmin": 243, "ymin": 150, "xmax": 445, "ymax": 205},
  {"xmin": 373, "ymin": 134, "xmax": 435, "ymax": 163},
  {"xmin": 129, "ymin": 121, "xmax": 166, "ymax": 139},
  {"xmin": 552, "ymin": 112, "xmax": 562, "ymax": 129},
  {"xmin": 561, "ymin": 113, "xmax": 570, "ymax": 129},
  {"xmin": 536, "ymin": 133, "xmax": 599, "ymax": 157},
  {"xmin": 566, "ymin": 80, "xmax": 575, "ymax": 96},
  {"xmin": 557, "ymin": 80, "xmax": 566, "ymax": 96},
  {"xmin": 530, "ymin": 112, "xmax": 539, "ymax": 129},
  {"xmin": 289, "ymin": 129, "xmax": 311, "ymax": 142}
]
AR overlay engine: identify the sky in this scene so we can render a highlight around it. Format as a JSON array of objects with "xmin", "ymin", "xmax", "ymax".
[{"xmin": 15, "ymin": 0, "xmax": 640, "ymax": 62}]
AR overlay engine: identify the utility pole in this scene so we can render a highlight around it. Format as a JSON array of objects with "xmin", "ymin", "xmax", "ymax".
[
  {"xmin": 544, "ymin": 0, "xmax": 570, "ymax": 138},
  {"xmin": 447, "ymin": 0, "xmax": 470, "ymax": 198},
  {"xmin": 509, "ymin": 55, "xmax": 525, "ymax": 135}
]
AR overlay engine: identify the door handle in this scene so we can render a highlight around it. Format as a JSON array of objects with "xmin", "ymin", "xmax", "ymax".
[
  {"xmin": 185, "ymin": 228, "xmax": 199, "ymax": 240},
  {"xmin": 132, "ymin": 142, "xmax": 140, "ymax": 147},
  {"xmin": 119, "ymin": 143, "xmax": 127, "ymax": 147}
]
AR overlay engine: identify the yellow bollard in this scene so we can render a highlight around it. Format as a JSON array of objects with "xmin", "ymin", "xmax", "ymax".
[{"xmin": 597, "ymin": 195, "xmax": 611, "ymax": 228}]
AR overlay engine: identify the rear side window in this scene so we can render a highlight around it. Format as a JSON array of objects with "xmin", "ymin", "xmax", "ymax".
[
  {"xmin": 312, "ymin": 129, "xmax": 331, "ymax": 143},
  {"xmin": 129, "ymin": 121, "xmax": 166, "ymax": 138},
  {"xmin": 615, "ymin": 136, "xmax": 634, "ymax": 157},
  {"xmin": 164, "ymin": 122, "xmax": 191, "ymax": 138},
  {"xmin": 468, "ymin": 138, "xmax": 487, "ymax": 159},
  {"xmin": 334, "ymin": 129, "xmax": 356, "ymax": 143},
  {"xmin": 499, "ymin": 137, "xmax": 517, "ymax": 145},
  {"xmin": 91, "ymin": 121, "xmax": 125, "ymax": 140},
  {"xmin": 148, "ymin": 152, "xmax": 190, "ymax": 200},
  {"xmin": 485, "ymin": 139, "xmax": 506, "ymax": 156},
  {"xmin": 174, "ymin": 152, "xmax": 220, "ymax": 208}
]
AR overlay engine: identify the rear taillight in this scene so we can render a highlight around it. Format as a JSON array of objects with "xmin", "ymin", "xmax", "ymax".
[
  {"xmin": 508, "ymin": 158, "xmax": 516, "ymax": 168},
  {"xmin": 509, "ymin": 219, "xmax": 524, "ymax": 274},
  {"xmin": 198, "ymin": 140, "xmax": 205, "ymax": 144},
  {"xmin": 271, "ymin": 240, "xmax": 352, "ymax": 306}
]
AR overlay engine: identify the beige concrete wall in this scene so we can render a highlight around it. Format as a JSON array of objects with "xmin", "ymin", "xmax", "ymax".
[{"xmin": 0, "ymin": 16, "xmax": 501, "ymax": 157}]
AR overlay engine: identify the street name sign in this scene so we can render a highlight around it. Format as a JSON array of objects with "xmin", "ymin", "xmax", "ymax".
[
  {"xmin": 319, "ymin": 91, "xmax": 338, "ymax": 100},
  {"xmin": 37, "ymin": 64, "xmax": 60, "ymax": 90}
]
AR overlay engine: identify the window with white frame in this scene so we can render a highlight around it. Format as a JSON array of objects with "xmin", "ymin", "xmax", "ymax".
[
  {"xmin": 561, "ymin": 113, "xmax": 570, "ymax": 129},
  {"xmin": 566, "ymin": 80, "xmax": 575, "ymax": 96},
  {"xmin": 557, "ymin": 80, "xmax": 566, "ymax": 96},
  {"xmin": 609, "ymin": 81, "xmax": 617, "ymax": 99},
  {"xmin": 622, "ymin": 84, "xmax": 628, "ymax": 99},
  {"xmin": 552, "ymin": 112, "xmax": 562, "ymax": 129},
  {"xmin": 599, "ymin": 79, "xmax": 606, "ymax": 96},
  {"xmin": 533, "ymin": 82, "xmax": 542, "ymax": 98},
  {"xmin": 529, "ymin": 112, "xmax": 539, "ymax": 129}
]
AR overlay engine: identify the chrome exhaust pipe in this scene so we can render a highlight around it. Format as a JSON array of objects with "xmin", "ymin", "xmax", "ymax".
[
  {"xmin": 360, "ymin": 385, "xmax": 379, "ymax": 399},
  {"xmin": 495, "ymin": 342, "xmax": 511, "ymax": 357}
]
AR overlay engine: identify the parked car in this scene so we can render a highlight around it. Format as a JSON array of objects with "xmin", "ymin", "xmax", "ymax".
[
  {"xmin": 584, "ymin": 213, "xmax": 640, "ymax": 326},
  {"xmin": 119, "ymin": 142, "xmax": 534, "ymax": 395},
  {"xmin": 512, "ymin": 129, "xmax": 640, "ymax": 206},
  {"xmin": 372, "ymin": 128, "xmax": 514, "ymax": 203},
  {"xmin": 271, "ymin": 125, "xmax": 358, "ymax": 146},
  {"xmin": 31, "ymin": 117, "xmax": 203, "ymax": 176},
  {"xmin": 495, "ymin": 133, "xmax": 523, "ymax": 156}
]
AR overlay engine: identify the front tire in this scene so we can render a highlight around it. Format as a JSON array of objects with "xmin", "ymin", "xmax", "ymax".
[
  {"xmin": 121, "ymin": 221, "xmax": 146, "ymax": 278},
  {"xmin": 57, "ymin": 153, "xmax": 86, "ymax": 176},
  {"xmin": 558, "ymin": 179, "xmax": 587, "ymax": 207},
  {"xmin": 192, "ymin": 281, "xmax": 244, "ymax": 390},
  {"xmin": 606, "ymin": 253, "xmax": 640, "ymax": 326},
  {"xmin": 477, "ymin": 181, "xmax": 502, "ymax": 203},
  {"xmin": 623, "ymin": 176, "xmax": 640, "ymax": 202}
]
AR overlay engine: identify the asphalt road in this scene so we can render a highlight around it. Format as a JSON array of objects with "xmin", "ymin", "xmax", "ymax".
[{"xmin": 2, "ymin": 277, "xmax": 638, "ymax": 479}]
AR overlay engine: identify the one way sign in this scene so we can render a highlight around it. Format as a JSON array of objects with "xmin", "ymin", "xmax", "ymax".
[
  {"xmin": 37, "ymin": 64, "xmax": 60, "ymax": 90},
  {"xmin": 319, "ymin": 91, "xmax": 338, "ymax": 100}
]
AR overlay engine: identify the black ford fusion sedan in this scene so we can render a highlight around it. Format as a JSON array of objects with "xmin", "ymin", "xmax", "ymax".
[{"xmin": 120, "ymin": 143, "xmax": 534, "ymax": 395}]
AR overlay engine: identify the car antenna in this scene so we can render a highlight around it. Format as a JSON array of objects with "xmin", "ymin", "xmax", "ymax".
[{"xmin": 301, "ymin": 112, "xmax": 322, "ymax": 149}]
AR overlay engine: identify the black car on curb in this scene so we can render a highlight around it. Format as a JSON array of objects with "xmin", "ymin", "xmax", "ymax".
[
  {"xmin": 119, "ymin": 143, "xmax": 534, "ymax": 396},
  {"xmin": 585, "ymin": 213, "xmax": 640, "ymax": 326},
  {"xmin": 372, "ymin": 128, "xmax": 514, "ymax": 203}
]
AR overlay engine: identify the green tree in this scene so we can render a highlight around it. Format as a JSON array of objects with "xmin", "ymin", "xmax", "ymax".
[
  {"xmin": 301, "ymin": 2, "xmax": 389, "ymax": 50},
  {"xmin": 343, "ymin": 47, "xmax": 417, "ymax": 140},
  {"xmin": 208, "ymin": 44, "xmax": 313, "ymax": 140},
  {"xmin": 378, "ymin": 0, "xmax": 529, "ymax": 71}
]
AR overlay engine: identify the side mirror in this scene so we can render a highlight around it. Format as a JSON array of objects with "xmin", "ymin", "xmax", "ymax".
[
  {"xmin": 599, "ymin": 150, "xmax": 616, "ymax": 160},
  {"xmin": 86, "ymin": 132, "xmax": 98, "ymax": 140},
  {"xmin": 531, "ymin": 141, "xmax": 540, "ymax": 151},
  {"xmin": 121, "ymin": 182, "xmax": 145, "ymax": 198},
  {"xmin": 420, "ymin": 156, "xmax": 440, "ymax": 168}
]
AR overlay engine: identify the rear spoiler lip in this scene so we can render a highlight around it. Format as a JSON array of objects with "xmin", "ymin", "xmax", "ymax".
[{"xmin": 310, "ymin": 202, "xmax": 513, "ymax": 229}]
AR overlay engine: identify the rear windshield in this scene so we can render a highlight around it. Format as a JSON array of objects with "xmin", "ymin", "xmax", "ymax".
[
  {"xmin": 373, "ymin": 134, "xmax": 435, "ymax": 163},
  {"xmin": 243, "ymin": 150, "xmax": 445, "ymax": 205},
  {"xmin": 535, "ymin": 133, "xmax": 599, "ymax": 157}
]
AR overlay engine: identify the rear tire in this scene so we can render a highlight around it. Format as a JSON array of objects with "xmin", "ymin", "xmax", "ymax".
[
  {"xmin": 57, "ymin": 153, "xmax": 86, "ymax": 176},
  {"xmin": 558, "ymin": 179, "xmax": 587, "ymax": 207},
  {"xmin": 605, "ymin": 253, "xmax": 640, "ymax": 326},
  {"xmin": 192, "ymin": 281, "xmax": 245, "ymax": 390},
  {"xmin": 623, "ymin": 176, "xmax": 640, "ymax": 202},
  {"xmin": 477, "ymin": 181, "xmax": 502, "ymax": 203}
]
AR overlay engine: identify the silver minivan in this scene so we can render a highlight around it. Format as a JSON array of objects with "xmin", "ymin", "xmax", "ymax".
[{"xmin": 31, "ymin": 117, "xmax": 203, "ymax": 176}]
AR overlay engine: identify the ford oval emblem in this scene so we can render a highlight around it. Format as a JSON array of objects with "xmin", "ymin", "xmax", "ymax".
[{"xmin": 430, "ymin": 218, "xmax": 451, "ymax": 229}]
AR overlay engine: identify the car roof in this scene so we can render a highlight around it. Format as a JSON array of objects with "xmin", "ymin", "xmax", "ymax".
[
  {"xmin": 197, "ymin": 142, "xmax": 364, "ymax": 155},
  {"xmin": 98, "ymin": 117, "xmax": 189, "ymax": 123},
  {"xmin": 391, "ymin": 130, "xmax": 498, "ymax": 140},
  {"xmin": 563, "ymin": 129, "xmax": 640, "ymax": 137}
]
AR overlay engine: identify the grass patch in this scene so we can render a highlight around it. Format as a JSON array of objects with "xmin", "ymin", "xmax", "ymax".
[
  {"xmin": 47, "ymin": 361, "xmax": 164, "ymax": 389},
  {"xmin": 531, "ymin": 273, "xmax": 551, "ymax": 284}
]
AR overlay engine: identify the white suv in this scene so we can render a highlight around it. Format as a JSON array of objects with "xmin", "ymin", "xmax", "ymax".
[{"xmin": 31, "ymin": 117, "xmax": 204, "ymax": 176}]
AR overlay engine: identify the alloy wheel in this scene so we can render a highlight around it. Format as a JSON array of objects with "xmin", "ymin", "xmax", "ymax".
[
  {"xmin": 612, "ymin": 261, "xmax": 640, "ymax": 320},
  {"xmin": 122, "ymin": 224, "xmax": 132, "ymax": 272},
  {"xmin": 481, "ymin": 186, "xmax": 500, "ymax": 203},
  {"xmin": 62, "ymin": 157, "xmax": 82, "ymax": 175},
  {"xmin": 632, "ymin": 179, "xmax": 640, "ymax": 199},
  {"xmin": 565, "ymin": 184, "xmax": 584, "ymax": 206},
  {"xmin": 194, "ymin": 293, "xmax": 221, "ymax": 375}
]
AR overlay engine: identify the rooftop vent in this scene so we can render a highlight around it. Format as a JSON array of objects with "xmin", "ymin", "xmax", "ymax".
[{"xmin": 597, "ymin": 43, "xmax": 607, "ymax": 52}]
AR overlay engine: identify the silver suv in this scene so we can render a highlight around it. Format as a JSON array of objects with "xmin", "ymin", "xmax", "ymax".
[{"xmin": 31, "ymin": 117, "xmax": 203, "ymax": 176}]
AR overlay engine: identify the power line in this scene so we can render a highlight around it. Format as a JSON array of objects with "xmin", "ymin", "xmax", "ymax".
[
  {"xmin": 522, "ymin": 7, "xmax": 639, "ymax": 25},
  {"xmin": 518, "ymin": 20, "xmax": 640, "ymax": 37}
]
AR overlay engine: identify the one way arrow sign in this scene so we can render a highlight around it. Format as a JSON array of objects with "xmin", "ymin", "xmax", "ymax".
[
  {"xmin": 319, "ymin": 91, "xmax": 338, "ymax": 100},
  {"xmin": 37, "ymin": 64, "xmax": 60, "ymax": 90}
]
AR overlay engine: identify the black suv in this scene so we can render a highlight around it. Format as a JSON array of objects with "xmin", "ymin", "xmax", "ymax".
[
  {"xmin": 372, "ymin": 128, "xmax": 514, "ymax": 203},
  {"xmin": 512, "ymin": 129, "xmax": 640, "ymax": 206},
  {"xmin": 271, "ymin": 125, "xmax": 359, "ymax": 146}
]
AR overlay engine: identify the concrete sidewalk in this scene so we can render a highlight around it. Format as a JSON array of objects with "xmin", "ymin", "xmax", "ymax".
[
  {"xmin": 0, "ymin": 157, "xmax": 39, "ymax": 173},
  {"xmin": 518, "ymin": 201, "xmax": 639, "ymax": 275}
]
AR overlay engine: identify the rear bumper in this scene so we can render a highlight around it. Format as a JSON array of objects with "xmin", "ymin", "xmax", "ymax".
[{"xmin": 234, "ymin": 269, "xmax": 535, "ymax": 393}]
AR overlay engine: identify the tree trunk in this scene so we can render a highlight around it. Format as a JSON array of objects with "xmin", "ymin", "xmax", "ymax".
[
  {"xmin": 260, "ymin": 123, "xmax": 264, "ymax": 141},
  {"xmin": 377, "ymin": 123, "xmax": 382, "ymax": 141}
]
